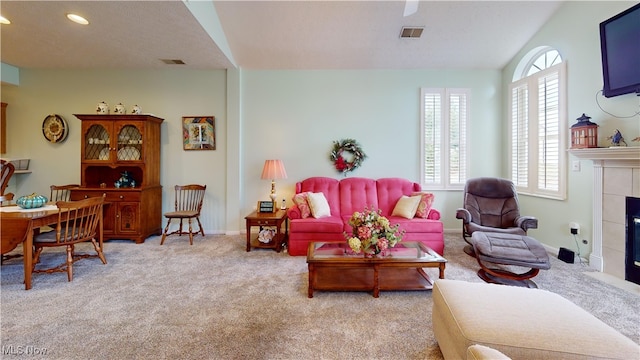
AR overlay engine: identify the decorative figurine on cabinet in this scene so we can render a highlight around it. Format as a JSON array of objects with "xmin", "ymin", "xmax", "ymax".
[
  {"xmin": 117, "ymin": 171, "xmax": 135, "ymax": 188},
  {"xmin": 96, "ymin": 101, "xmax": 109, "ymax": 114},
  {"xmin": 607, "ymin": 129, "xmax": 628, "ymax": 146}
]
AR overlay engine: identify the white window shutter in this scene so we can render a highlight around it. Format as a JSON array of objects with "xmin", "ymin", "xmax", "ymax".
[
  {"xmin": 510, "ymin": 84, "xmax": 529, "ymax": 188},
  {"xmin": 537, "ymin": 71, "xmax": 560, "ymax": 192},
  {"xmin": 422, "ymin": 90, "xmax": 442, "ymax": 185},
  {"xmin": 421, "ymin": 88, "xmax": 469, "ymax": 190}
]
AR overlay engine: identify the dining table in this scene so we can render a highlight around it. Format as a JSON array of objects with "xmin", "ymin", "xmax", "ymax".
[{"xmin": 0, "ymin": 203, "xmax": 103, "ymax": 290}]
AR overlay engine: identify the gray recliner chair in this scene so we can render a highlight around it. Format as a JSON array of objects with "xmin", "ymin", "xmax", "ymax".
[{"xmin": 456, "ymin": 177, "xmax": 538, "ymax": 255}]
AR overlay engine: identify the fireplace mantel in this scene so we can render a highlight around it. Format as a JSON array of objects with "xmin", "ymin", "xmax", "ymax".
[{"xmin": 569, "ymin": 147, "xmax": 640, "ymax": 162}]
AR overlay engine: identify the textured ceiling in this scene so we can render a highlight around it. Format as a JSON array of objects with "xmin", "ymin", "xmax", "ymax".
[{"xmin": 0, "ymin": 0, "xmax": 564, "ymax": 71}]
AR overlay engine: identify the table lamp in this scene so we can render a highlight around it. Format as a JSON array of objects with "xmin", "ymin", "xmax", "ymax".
[{"xmin": 261, "ymin": 159, "xmax": 287, "ymax": 207}]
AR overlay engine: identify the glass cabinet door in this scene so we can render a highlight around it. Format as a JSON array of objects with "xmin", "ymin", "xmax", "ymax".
[
  {"xmin": 116, "ymin": 125, "xmax": 142, "ymax": 161},
  {"xmin": 85, "ymin": 124, "xmax": 110, "ymax": 161}
]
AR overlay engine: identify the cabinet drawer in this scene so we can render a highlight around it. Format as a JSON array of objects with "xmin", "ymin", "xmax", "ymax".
[
  {"xmin": 72, "ymin": 190, "xmax": 141, "ymax": 202},
  {"xmin": 250, "ymin": 219, "xmax": 278, "ymax": 226}
]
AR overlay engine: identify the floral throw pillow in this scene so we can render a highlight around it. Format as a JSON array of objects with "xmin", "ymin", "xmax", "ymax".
[
  {"xmin": 292, "ymin": 192, "xmax": 311, "ymax": 218},
  {"xmin": 412, "ymin": 192, "xmax": 435, "ymax": 218}
]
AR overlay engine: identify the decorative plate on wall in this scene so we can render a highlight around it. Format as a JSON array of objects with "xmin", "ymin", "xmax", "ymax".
[{"xmin": 42, "ymin": 114, "xmax": 69, "ymax": 143}]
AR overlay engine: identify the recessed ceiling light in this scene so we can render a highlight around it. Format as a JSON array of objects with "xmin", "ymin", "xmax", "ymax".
[
  {"xmin": 0, "ymin": 16, "xmax": 10, "ymax": 25},
  {"xmin": 66, "ymin": 13, "xmax": 89, "ymax": 25}
]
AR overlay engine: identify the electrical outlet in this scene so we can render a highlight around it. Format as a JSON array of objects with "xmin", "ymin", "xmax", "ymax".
[{"xmin": 569, "ymin": 222, "xmax": 580, "ymax": 235}]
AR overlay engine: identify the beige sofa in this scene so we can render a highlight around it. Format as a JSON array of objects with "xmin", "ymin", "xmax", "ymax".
[{"xmin": 432, "ymin": 279, "xmax": 640, "ymax": 359}]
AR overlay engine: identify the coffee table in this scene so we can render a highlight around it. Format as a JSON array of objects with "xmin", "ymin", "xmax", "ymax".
[{"xmin": 306, "ymin": 241, "xmax": 447, "ymax": 298}]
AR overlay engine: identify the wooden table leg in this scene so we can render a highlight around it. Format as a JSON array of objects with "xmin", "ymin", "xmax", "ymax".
[
  {"xmin": 245, "ymin": 221, "xmax": 251, "ymax": 252},
  {"xmin": 439, "ymin": 263, "xmax": 446, "ymax": 279},
  {"xmin": 308, "ymin": 264, "xmax": 314, "ymax": 298},
  {"xmin": 275, "ymin": 221, "xmax": 282, "ymax": 253},
  {"xmin": 23, "ymin": 230, "xmax": 33, "ymax": 290},
  {"xmin": 373, "ymin": 264, "xmax": 380, "ymax": 298}
]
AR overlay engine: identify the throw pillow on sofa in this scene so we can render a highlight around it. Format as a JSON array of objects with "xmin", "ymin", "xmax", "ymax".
[
  {"xmin": 391, "ymin": 195, "xmax": 422, "ymax": 219},
  {"xmin": 292, "ymin": 192, "xmax": 311, "ymax": 218},
  {"xmin": 307, "ymin": 192, "xmax": 331, "ymax": 218},
  {"xmin": 412, "ymin": 192, "xmax": 435, "ymax": 218}
]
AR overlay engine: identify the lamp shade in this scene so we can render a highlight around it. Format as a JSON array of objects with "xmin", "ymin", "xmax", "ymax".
[{"xmin": 260, "ymin": 160, "xmax": 287, "ymax": 180}]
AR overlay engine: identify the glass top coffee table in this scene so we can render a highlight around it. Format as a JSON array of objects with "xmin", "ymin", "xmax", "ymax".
[{"xmin": 306, "ymin": 241, "xmax": 447, "ymax": 298}]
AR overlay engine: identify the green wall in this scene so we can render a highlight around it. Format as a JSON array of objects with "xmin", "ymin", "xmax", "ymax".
[
  {"xmin": 1, "ymin": 68, "xmax": 501, "ymax": 235},
  {"xmin": 502, "ymin": 1, "xmax": 640, "ymax": 257},
  {"xmin": 1, "ymin": 69, "xmax": 229, "ymax": 232},
  {"xmin": 240, "ymin": 69, "xmax": 502, "ymax": 229}
]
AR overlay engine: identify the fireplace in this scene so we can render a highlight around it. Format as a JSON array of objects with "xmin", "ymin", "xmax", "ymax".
[
  {"xmin": 626, "ymin": 197, "xmax": 640, "ymax": 285},
  {"xmin": 569, "ymin": 147, "xmax": 640, "ymax": 281}
]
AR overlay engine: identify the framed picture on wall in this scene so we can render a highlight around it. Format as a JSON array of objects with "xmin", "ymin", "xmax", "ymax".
[{"xmin": 183, "ymin": 116, "xmax": 216, "ymax": 150}]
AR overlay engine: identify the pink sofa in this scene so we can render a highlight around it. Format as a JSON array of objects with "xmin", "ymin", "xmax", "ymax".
[{"xmin": 286, "ymin": 177, "xmax": 444, "ymax": 256}]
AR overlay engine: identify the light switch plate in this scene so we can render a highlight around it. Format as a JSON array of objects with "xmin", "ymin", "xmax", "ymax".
[{"xmin": 572, "ymin": 160, "xmax": 581, "ymax": 172}]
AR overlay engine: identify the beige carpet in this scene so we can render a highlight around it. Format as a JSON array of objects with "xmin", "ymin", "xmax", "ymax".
[{"xmin": 1, "ymin": 233, "xmax": 639, "ymax": 359}]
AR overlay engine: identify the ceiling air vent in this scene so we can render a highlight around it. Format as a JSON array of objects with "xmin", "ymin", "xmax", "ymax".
[
  {"xmin": 160, "ymin": 59, "xmax": 186, "ymax": 65},
  {"xmin": 400, "ymin": 27, "xmax": 424, "ymax": 39}
]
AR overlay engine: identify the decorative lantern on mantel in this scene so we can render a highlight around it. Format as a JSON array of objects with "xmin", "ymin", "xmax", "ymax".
[{"xmin": 571, "ymin": 113, "xmax": 599, "ymax": 148}]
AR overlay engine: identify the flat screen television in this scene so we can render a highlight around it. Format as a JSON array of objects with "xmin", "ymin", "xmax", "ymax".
[{"xmin": 599, "ymin": 3, "xmax": 640, "ymax": 98}]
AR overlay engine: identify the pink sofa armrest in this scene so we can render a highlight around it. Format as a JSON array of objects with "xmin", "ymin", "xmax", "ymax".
[
  {"xmin": 428, "ymin": 208, "xmax": 441, "ymax": 220},
  {"xmin": 287, "ymin": 205, "xmax": 302, "ymax": 220}
]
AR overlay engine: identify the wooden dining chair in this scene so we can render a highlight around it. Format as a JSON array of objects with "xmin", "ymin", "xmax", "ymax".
[
  {"xmin": 161, "ymin": 184, "xmax": 206, "ymax": 245},
  {"xmin": 1, "ymin": 159, "xmax": 15, "ymax": 196},
  {"xmin": 1, "ymin": 193, "xmax": 26, "ymax": 263},
  {"xmin": 49, "ymin": 184, "xmax": 80, "ymax": 202},
  {"xmin": 32, "ymin": 196, "xmax": 107, "ymax": 282},
  {"xmin": 0, "ymin": 192, "xmax": 14, "ymax": 205},
  {"xmin": 1, "ymin": 216, "xmax": 33, "ymax": 286}
]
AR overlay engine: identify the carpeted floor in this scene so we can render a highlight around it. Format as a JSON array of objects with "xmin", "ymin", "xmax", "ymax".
[{"xmin": 1, "ymin": 233, "xmax": 639, "ymax": 359}]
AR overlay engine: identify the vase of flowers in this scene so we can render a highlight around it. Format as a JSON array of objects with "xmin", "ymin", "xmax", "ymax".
[{"xmin": 345, "ymin": 207, "xmax": 404, "ymax": 257}]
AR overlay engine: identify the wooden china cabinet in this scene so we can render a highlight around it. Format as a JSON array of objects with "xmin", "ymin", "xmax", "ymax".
[{"xmin": 70, "ymin": 114, "xmax": 163, "ymax": 243}]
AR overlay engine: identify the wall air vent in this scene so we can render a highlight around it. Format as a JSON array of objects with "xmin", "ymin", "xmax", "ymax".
[
  {"xmin": 400, "ymin": 27, "xmax": 424, "ymax": 39},
  {"xmin": 160, "ymin": 59, "xmax": 186, "ymax": 65}
]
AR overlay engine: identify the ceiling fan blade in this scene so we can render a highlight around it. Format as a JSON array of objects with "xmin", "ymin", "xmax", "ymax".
[{"xmin": 403, "ymin": 0, "xmax": 419, "ymax": 17}]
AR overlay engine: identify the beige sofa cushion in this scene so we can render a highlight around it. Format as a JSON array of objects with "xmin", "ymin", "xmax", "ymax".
[
  {"xmin": 466, "ymin": 345, "xmax": 511, "ymax": 360},
  {"xmin": 432, "ymin": 279, "xmax": 640, "ymax": 360}
]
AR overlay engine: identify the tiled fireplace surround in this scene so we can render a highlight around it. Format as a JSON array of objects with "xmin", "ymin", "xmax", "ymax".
[{"xmin": 571, "ymin": 147, "xmax": 640, "ymax": 280}]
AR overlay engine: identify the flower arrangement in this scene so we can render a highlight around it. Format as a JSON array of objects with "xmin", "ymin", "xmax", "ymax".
[{"xmin": 345, "ymin": 207, "xmax": 404, "ymax": 256}]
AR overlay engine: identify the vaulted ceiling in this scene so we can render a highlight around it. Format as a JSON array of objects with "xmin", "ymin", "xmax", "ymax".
[{"xmin": 0, "ymin": 1, "xmax": 564, "ymax": 71}]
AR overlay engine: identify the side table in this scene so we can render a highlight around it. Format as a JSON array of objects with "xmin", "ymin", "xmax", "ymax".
[{"xmin": 245, "ymin": 209, "xmax": 288, "ymax": 252}]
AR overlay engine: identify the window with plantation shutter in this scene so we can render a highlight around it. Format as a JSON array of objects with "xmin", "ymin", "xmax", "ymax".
[
  {"xmin": 509, "ymin": 48, "xmax": 566, "ymax": 200},
  {"xmin": 420, "ymin": 88, "xmax": 469, "ymax": 190},
  {"xmin": 511, "ymin": 84, "xmax": 529, "ymax": 187}
]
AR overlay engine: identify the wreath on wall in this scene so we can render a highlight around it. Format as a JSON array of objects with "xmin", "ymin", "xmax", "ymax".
[{"xmin": 329, "ymin": 138, "xmax": 366, "ymax": 175}]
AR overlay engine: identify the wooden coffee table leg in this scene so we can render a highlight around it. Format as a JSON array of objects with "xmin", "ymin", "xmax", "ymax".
[
  {"xmin": 373, "ymin": 265, "xmax": 380, "ymax": 298},
  {"xmin": 308, "ymin": 264, "xmax": 314, "ymax": 298},
  {"xmin": 439, "ymin": 263, "xmax": 445, "ymax": 279}
]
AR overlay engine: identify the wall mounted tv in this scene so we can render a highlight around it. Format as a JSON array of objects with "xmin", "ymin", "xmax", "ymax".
[{"xmin": 599, "ymin": 2, "xmax": 640, "ymax": 98}]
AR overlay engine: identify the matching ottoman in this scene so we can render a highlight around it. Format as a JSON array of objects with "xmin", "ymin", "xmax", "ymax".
[
  {"xmin": 432, "ymin": 279, "xmax": 640, "ymax": 360},
  {"xmin": 471, "ymin": 231, "xmax": 550, "ymax": 287}
]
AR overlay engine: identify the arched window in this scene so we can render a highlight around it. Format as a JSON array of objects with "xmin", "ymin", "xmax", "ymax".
[
  {"xmin": 513, "ymin": 46, "xmax": 563, "ymax": 80},
  {"xmin": 508, "ymin": 47, "xmax": 567, "ymax": 200}
]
